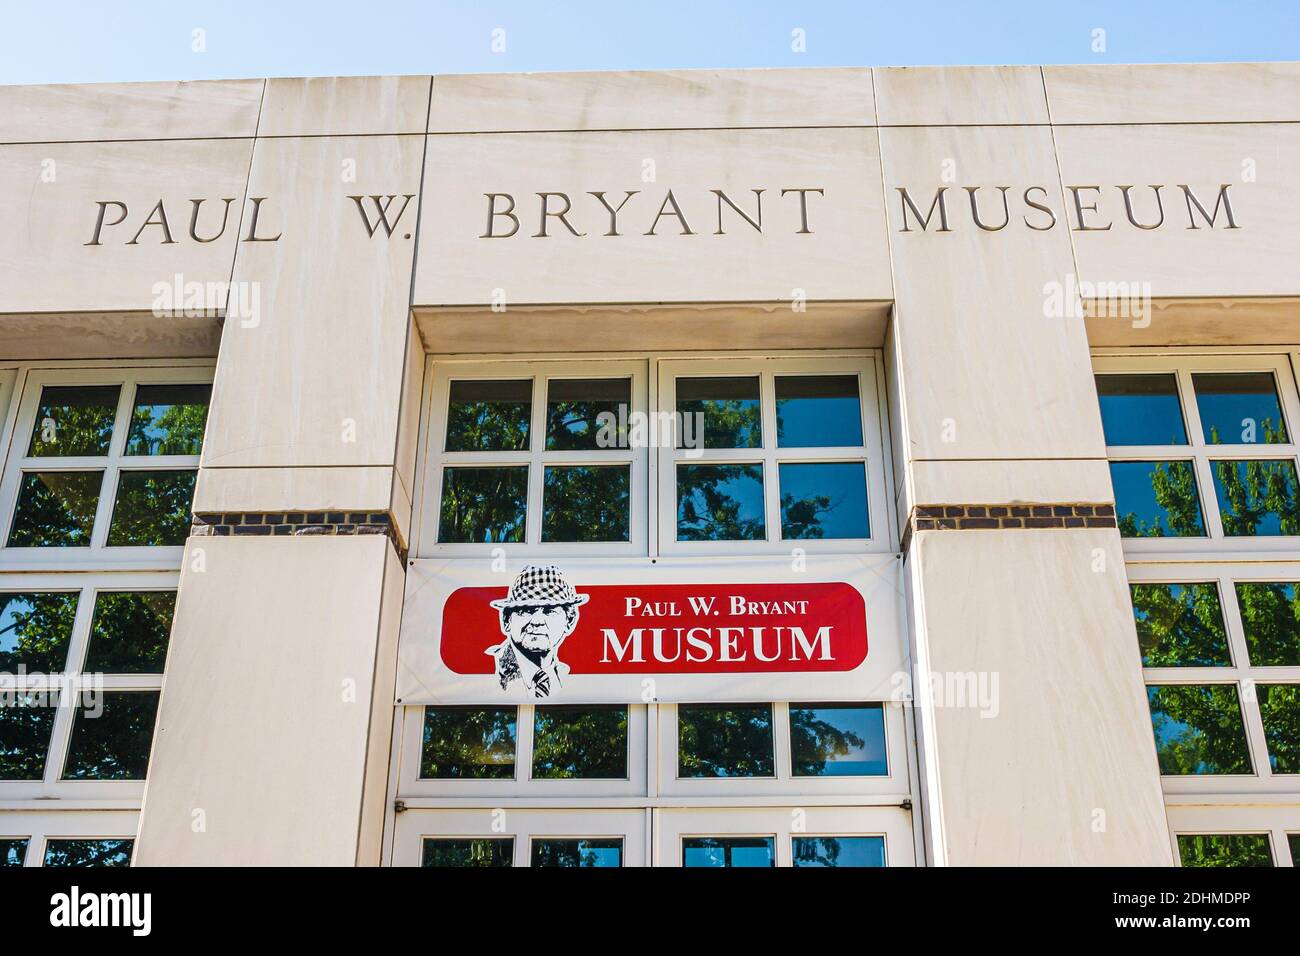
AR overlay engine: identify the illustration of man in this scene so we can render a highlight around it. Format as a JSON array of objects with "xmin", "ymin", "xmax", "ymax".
[{"xmin": 486, "ymin": 565, "xmax": 589, "ymax": 698}]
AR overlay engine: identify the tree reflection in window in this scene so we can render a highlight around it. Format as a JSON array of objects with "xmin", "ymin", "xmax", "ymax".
[
  {"xmin": 678, "ymin": 704, "xmax": 773, "ymax": 777},
  {"xmin": 7, "ymin": 471, "xmax": 102, "ymax": 547},
  {"xmin": 125, "ymin": 384, "xmax": 210, "ymax": 456},
  {"xmin": 26, "ymin": 386, "xmax": 119, "ymax": 458},
  {"xmin": 1257, "ymin": 684, "xmax": 1300, "ymax": 774},
  {"xmin": 42, "ymin": 838, "xmax": 133, "ymax": 868},
  {"xmin": 531, "ymin": 838, "xmax": 622, "ymax": 867},
  {"xmin": 793, "ymin": 835, "xmax": 886, "ymax": 867},
  {"xmin": 1146, "ymin": 684, "xmax": 1252, "ymax": 775},
  {"xmin": 0, "ymin": 591, "xmax": 78, "ymax": 673},
  {"xmin": 676, "ymin": 464, "xmax": 765, "ymax": 541},
  {"xmin": 1111, "ymin": 461, "xmax": 1205, "ymax": 537},
  {"xmin": 790, "ymin": 703, "xmax": 886, "ymax": 776},
  {"xmin": 542, "ymin": 466, "xmax": 629, "ymax": 542},
  {"xmin": 444, "ymin": 380, "xmax": 530, "ymax": 452},
  {"xmin": 62, "ymin": 691, "xmax": 160, "ymax": 780},
  {"xmin": 421, "ymin": 838, "xmax": 512, "ymax": 867},
  {"xmin": 437, "ymin": 466, "xmax": 527, "ymax": 543},
  {"xmin": 532, "ymin": 705, "xmax": 627, "ymax": 779},
  {"xmin": 1129, "ymin": 583, "xmax": 1231, "ymax": 667},
  {"xmin": 1236, "ymin": 582, "xmax": 1300, "ymax": 666},
  {"xmin": 1176, "ymin": 833, "xmax": 1273, "ymax": 867},
  {"xmin": 0, "ymin": 838, "xmax": 27, "ymax": 867},
  {"xmin": 106, "ymin": 470, "xmax": 196, "ymax": 547},
  {"xmin": 1211, "ymin": 459, "xmax": 1300, "ymax": 536},
  {"xmin": 0, "ymin": 693, "xmax": 58, "ymax": 780},
  {"xmin": 419, "ymin": 706, "xmax": 516, "ymax": 779},
  {"xmin": 84, "ymin": 591, "xmax": 174, "ymax": 674}
]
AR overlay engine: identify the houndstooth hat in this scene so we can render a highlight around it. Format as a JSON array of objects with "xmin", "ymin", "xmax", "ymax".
[{"xmin": 490, "ymin": 565, "xmax": 590, "ymax": 610}]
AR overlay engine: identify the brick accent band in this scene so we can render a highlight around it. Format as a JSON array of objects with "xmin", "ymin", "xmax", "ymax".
[
  {"xmin": 901, "ymin": 503, "xmax": 1117, "ymax": 553},
  {"xmin": 192, "ymin": 511, "xmax": 406, "ymax": 562}
]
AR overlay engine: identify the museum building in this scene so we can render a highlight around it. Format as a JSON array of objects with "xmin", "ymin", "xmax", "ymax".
[{"xmin": 0, "ymin": 62, "xmax": 1298, "ymax": 867}]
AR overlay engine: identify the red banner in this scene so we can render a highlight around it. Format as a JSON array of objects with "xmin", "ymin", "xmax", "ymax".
[{"xmin": 440, "ymin": 581, "xmax": 867, "ymax": 675}]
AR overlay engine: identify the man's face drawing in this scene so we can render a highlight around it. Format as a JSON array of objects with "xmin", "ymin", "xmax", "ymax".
[{"xmin": 501, "ymin": 603, "xmax": 576, "ymax": 657}]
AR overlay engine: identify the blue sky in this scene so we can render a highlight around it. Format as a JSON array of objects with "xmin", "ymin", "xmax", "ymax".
[{"xmin": 1, "ymin": 0, "xmax": 1296, "ymax": 85}]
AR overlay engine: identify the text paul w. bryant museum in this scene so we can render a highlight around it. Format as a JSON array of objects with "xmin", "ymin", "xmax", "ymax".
[{"xmin": 0, "ymin": 62, "xmax": 1298, "ymax": 868}]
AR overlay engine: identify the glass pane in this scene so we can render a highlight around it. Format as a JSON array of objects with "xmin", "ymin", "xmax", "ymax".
[
  {"xmin": 125, "ymin": 384, "xmax": 211, "ymax": 456},
  {"xmin": 1193, "ymin": 372, "xmax": 1288, "ymax": 446},
  {"xmin": 545, "ymin": 378, "xmax": 630, "ymax": 451},
  {"xmin": 542, "ymin": 465, "xmax": 629, "ymax": 542},
  {"xmin": 776, "ymin": 375, "xmax": 863, "ymax": 448},
  {"xmin": 0, "ymin": 838, "xmax": 26, "ymax": 867},
  {"xmin": 445, "ymin": 380, "xmax": 530, "ymax": 452},
  {"xmin": 531, "ymin": 838, "xmax": 623, "ymax": 868},
  {"xmin": 6, "ymin": 471, "xmax": 102, "ymax": 547},
  {"xmin": 1290, "ymin": 834, "xmax": 1300, "ymax": 866},
  {"xmin": 678, "ymin": 704, "xmax": 773, "ymax": 777},
  {"xmin": 1257, "ymin": 684, "xmax": 1299, "ymax": 775},
  {"xmin": 0, "ymin": 692, "xmax": 58, "ymax": 780},
  {"xmin": 793, "ymin": 836, "xmax": 886, "ymax": 868},
  {"xmin": 779, "ymin": 462, "xmax": 869, "ymax": 539},
  {"xmin": 43, "ymin": 839, "xmax": 133, "ymax": 868},
  {"xmin": 790, "ymin": 703, "xmax": 887, "ymax": 776},
  {"xmin": 1211, "ymin": 459, "xmax": 1300, "ymax": 536},
  {"xmin": 1130, "ymin": 583, "xmax": 1231, "ymax": 667},
  {"xmin": 1236, "ymin": 582, "xmax": 1300, "ymax": 666},
  {"xmin": 84, "ymin": 591, "xmax": 175, "ymax": 674},
  {"xmin": 1177, "ymin": 834, "xmax": 1273, "ymax": 868},
  {"xmin": 676, "ymin": 463, "xmax": 765, "ymax": 542},
  {"xmin": 419, "ymin": 706, "xmax": 516, "ymax": 779},
  {"xmin": 1146, "ymin": 684, "xmax": 1252, "ymax": 775},
  {"xmin": 422, "ymin": 838, "xmax": 512, "ymax": 867},
  {"xmin": 532, "ymin": 705, "xmax": 628, "ymax": 779},
  {"xmin": 1110, "ymin": 461, "xmax": 1205, "ymax": 537},
  {"xmin": 438, "ymin": 466, "xmax": 527, "ymax": 543},
  {"xmin": 61, "ymin": 691, "xmax": 161, "ymax": 780},
  {"xmin": 675, "ymin": 376, "xmax": 761, "ymax": 449},
  {"xmin": 106, "ymin": 470, "xmax": 196, "ymax": 547},
  {"xmin": 1095, "ymin": 374, "xmax": 1187, "ymax": 446},
  {"xmin": 0, "ymin": 592, "xmax": 78, "ymax": 673},
  {"xmin": 683, "ymin": 837, "xmax": 775, "ymax": 868},
  {"xmin": 27, "ymin": 385, "xmax": 120, "ymax": 457}
]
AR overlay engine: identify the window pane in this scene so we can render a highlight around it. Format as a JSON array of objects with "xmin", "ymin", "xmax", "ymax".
[
  {"xmin": 0, "ymin": 592, "xmax": 78, "ymax": 673},
  {"xmin": 776, "ymin": 375, "xmax": 863, "ymax": 448},
  {"xmin": 1193, "ymin": 372, "xmax": 1288, "ymax": 445},
  {"xmin": 1290, "ymin": 834, "xmax": 1300, "ymax": 866},
  {"xmin": 1211, "ymin": 459, "xmax": 1300, "ymax": 536},
  {"xmin": 1110, "ymin": 461, "xmax": 1205, "ymax": 537},
  {"xmin": 1146, "ymin": 684, "xmax": 1252, "ymax": 775},
  {"xmin": 1177, "ymin": 834, "xmax": 1273, "ymax": 868},
  {"xmin": 125, "ymin": 384, "xmax": 211, "ymax": 456},
  {"xmin": 84, "ymin": 591, "xmax": 175, "ymax": 674},
  {"xmin": 541, "ymin": 465, "xmax": 629, "ymax": 542},
  {"xmin": 1257, "ymin": 684, "xmax": 1299, "ymax": 775},
  {"xmin": 0, "ymin": 693, "xmax": 58, "ymax": 780},
  {"xmin": 445, "ymin": 380, "xmax": 530, "ymax": 451},
  {"xmin": 106, "ymin": 470, "xmax": 196, "ymax": 547},
  {"xmin": 422, "ymin": 838, "xmax": 512, "ymax": 867},
  {"xmin": 675, "ymin": 376, "xmax": 761, "ymax": 449},
  {"xmin": 7, "ymin": 471, "xmax": 102, "ymax": 547},
  {"xmin": 531, "ymin": 838, "xmax": 623, "ymax": 868},
  {"xmin": 0, "ymin": 838, "xmax": 26, "ymax": 867},
  {"xmin": 546, "ymin": 378, "xmax": 630, "ymax": 451},
  {"xmin": 793, "ymin": 836, "xmax": 886, "ymax": 868},
  {"xmin": 676, "ymin": 463, "xmax": 765, "ymax": 541},
  {"xmin": 27, "ymin": 385, "xmax": 120, "ymax": 457},
  {"xmin": 1095, "ymin": 374, "xmax": 1187, "ymax": 446},
  {"xmin": 678, "ymin": 704, "xmax": 773, "ymax": 778},
  {"xmin": 419, "ymin": 706, "xmax": 516, "ymax": 779},
  {"xmin": 438, "ymin": 466, "xmax": 527, "ymax": 543},
  {"xmin": 683, "ymin": 836, "xmax": 775, "ymax": 868},
  {"xmin": 790, "ymin": 703, "xmax": 887, "ymax": 776},
  {"xmin": 779, "ymin": 462, "xmax": 869, "ymax": 539},
  {"xmin": 1130, "ymin": 583, "xmax": 1231, "ymax": 667},
  {"xmin": 532, "ymin": 705, "xmax": 628, "ymax": 779},
  {"xmin": 61, "ymin": 690, "xmax": 160, "ymax": 780},
  {"xmin": 1236, "ymin": 582, "xmax": 1300, "ymax": 666},
  {"xmin": 43, "ymin": 839, "xmax": 134, "ymax": 868}
]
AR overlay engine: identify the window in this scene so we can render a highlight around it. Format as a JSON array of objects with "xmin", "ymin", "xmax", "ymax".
[
  {"xmin": 1095, "ymin": 356, "xmax": 1300, "ymax": 550},
  {"xmin": 1176, "ymin": 833, "xmax": 1273, "ymax": 867},
  {"xmin": 398, "ymin": 351, "xmax": 906, "ymax": 865},
  {"xmin": 0, "ymin": 363, "xmax": 210, "ymax": 850},
  {"xmin": 0, "ymin": 838, "xmax": 26, "ymax": 867},
  {"xmin": 683, "ymin": 836, "xmax": 775, "ymax": 868}
]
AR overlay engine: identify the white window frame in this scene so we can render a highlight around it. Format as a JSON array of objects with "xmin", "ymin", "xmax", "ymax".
[
  {"xmin": 654, "ymin": 806, "xmax": 914, "ymax": 867},
  {"xmin": 392, "ymin": 808, "xmax": 648, "ymax": 867},
  {"xmin": 1126, "ymin": 562, "xmax": 1300, "ymax": 797},
  {"xmin": 0, "ymin": 365, "xmax": 213, "ymax": 573},
  {"xmin": 1095, "ymin": 352, "xmax": 1300, "ymax": 559},
  {"xmin": 1165, "ymin": 803, "xmax": 1300, "ymax": 867},
  {"xmin": 417, "ymin": 358, "xmax": 650, "ymax": 557},
  {"xmin": 656, "ymin": 354, "xmax": 893, "ymax": 556},
  {"xmin": 657, "ymin": 701, "xmax": 909, "ymax": 798},
  {"xmin": 396, "ymin": 703, "xmax": 649, "ymax": 799},
  {"xmin": 0, "ymin": 809, "xmax": 138, "ymax": 867}
]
